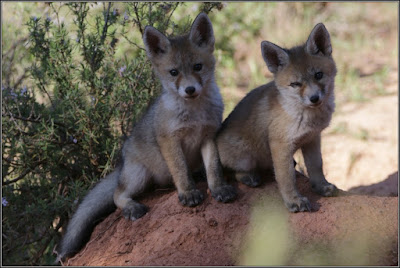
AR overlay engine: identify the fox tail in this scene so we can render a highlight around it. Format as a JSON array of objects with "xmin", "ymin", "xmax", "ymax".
[{"xmin": 55, "ymin": 169, "xmax": 120, "ymax": 262}]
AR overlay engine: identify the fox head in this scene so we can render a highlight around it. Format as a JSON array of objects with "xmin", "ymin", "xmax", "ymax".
[
  {"xmin": 143, "ymin": 13, "xmax": 216, "ymax": 100},
  {"xmin": 261, "ymin": 23, "xmax": 337, "ymax": 108}
]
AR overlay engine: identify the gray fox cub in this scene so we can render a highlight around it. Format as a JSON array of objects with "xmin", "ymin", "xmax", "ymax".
[
  {"xmin": 216, "ymin": 23, "xmax": 338, "ymax": 212},
  {"xmin": 57, "ymin": 13, "xmax": 236, "ymax": 261}
]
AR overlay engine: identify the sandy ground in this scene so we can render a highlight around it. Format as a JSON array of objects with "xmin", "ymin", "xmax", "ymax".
[{"xmin": 320, "ymin": 94, "xmax": 398, "ymax": 191}]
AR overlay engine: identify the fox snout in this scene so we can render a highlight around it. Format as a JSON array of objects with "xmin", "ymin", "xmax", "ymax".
[
  {"xmin": 305, "ymin": 92, "xmax": 323, "ymax": 107},
  {"xmin": 185, "ymin": 86, "xmax": 196, "ymax": 95},
  {"xmin": 303, "ymin": 84, "xmax": 326, "ymax": 107},
  {"xmin": 184, "ymin": 86, "xmax": 198, "ymax": 98},
  {"xmin": 309, "ymin": 94, "xmax": 320, "ymax": 104},
  {"xmin": 178, "ymin": 82, "xmax": 202, "ymax": 99}
]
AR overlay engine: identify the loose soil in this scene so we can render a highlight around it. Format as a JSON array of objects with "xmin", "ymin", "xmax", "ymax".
[{"xmin": 65, "ymin": 172, "xmax": 398, "ymax": 266}]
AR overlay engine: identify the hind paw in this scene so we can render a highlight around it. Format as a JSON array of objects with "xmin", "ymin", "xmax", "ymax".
[
  {"xmin": 211, "ymin": 184, "xmax": 237, "ymax": 203},
  {"xmin": 237, "ymin": 173, "xmax": 261, "ymax": 187},
  {"xmin": 122, "ymin": 202, "xmax": 148, "ymax": 221},
  {"xmin": 312, "ymin": 183, "xmax": 338, "ymax": 197}
]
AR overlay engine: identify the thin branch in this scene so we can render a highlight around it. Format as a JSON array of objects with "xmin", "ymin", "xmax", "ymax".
[
  {"xmin": 2, "ymin": 111, "xmax": 69, "ymax": 133},
  {"xmin": 50, "ymin": 2, "xmax": 61, "ymax": 27},
  {"xmin": 120, "ymin": 32, "xmax": 145, "ymax": 51},
  {"xmin": 120, "ymin": 106, "xmax": 128, "ymax": 138},
  {"xmin": 2, "ymin": 156, "xmax": 22, "ymax": 167},
  {"xmin": 13, "ymin": 68, "xmax": 30, "ymax": 90},
  {"xmin": 2, "ymin": 158, "xmax": 46, "ymax": 186},
  {"xmin": 3, "ymin": 113, "xmax": 41, "ymax": 123},
  {"xmin": 2, "ymin": 38, "xmax": 29, "ymax": 87},
  {"xmin": 2, "ymin": 168, "xmax": 32, "ymax": 186},
  {"xmin": 148, "ymin": 3, "xmax": 153, "ymax": 27},
  {"xmin": 32, "ymin": 232, "xmax": 53, "ymax": 265},
  {"xmin": 3, "ymin": 167, "xmax": 16, "ymax": 178},
  {"xmin": 1, "ymin": 37, "xmax": 28, "ymax": 59},
  {"xmin": 166, "ymin": 3, "xmax": 179, "ymax": 34},
  {"xmin": 133, "ymin": 3, "xmax": 144, "ymax": 35},
  {"xmin": 38, "ymin": 80, "xmax": 55, "ymax": 109},
  {"xmin": 100, "ymin": 2, "xmax": 112, "ymax": 44},
  {"xmin": 3, "ymin": 234, "xmax": 43, "ymax": 256},
  {"xmin": 5, "ymin": 110, "xmax": 25, "ymax": 133}
]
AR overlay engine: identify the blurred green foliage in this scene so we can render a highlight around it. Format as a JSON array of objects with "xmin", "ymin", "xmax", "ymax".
[{"xmin": 237, "ymin": 194, "xmax": 394, "ymax": 266}]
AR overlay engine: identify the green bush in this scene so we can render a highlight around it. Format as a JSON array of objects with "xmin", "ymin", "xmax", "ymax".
[{"xmin": 2, "ymin": 2, "xmax": 222, "ymax": 265}]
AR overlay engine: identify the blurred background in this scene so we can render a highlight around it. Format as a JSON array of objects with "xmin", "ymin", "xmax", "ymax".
[{"xmin": 2, "ymin": 2, "xmax": 398, "ymax": 265}]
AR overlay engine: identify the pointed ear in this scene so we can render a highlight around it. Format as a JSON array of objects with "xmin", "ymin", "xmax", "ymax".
[
  {"xmin": 189, "ymin": 13, "xmax": 215, "ymax": 50},
  {"xmin": 261, "ymin": 41, "xmax": 289, "ymax": 74},
  {"xmin": 143, "ymin": 26, "xmax": 171, "ymax": 59},
  {"xmin": 306, "ymin": 23, "xmax": 332, "ymax": 56}
]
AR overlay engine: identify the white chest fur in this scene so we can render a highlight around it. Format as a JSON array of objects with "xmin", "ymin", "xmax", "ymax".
[
  {"xmin": 161, "ymin": 86, "xmax": 223, "ymax": 134},
  {"xmin": 281, "ymin": 98, "xmax": 333, "ymax": 146}
]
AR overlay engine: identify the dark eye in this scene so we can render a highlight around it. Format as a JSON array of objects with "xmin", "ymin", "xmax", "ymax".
[
  {"xmin": 290, "ymin": 82, "xmax": 302, "ymax": 87},
  {"xmin": 169, "ymin": 69, "xmax": 179, "ymax": 76},
  {"xmin": 315, "ymin": 72, "xmax": 323, "ymax": 80},
  {"xmin": 193, "ymin": 63, "xmax": 202, "ymax": 71}
]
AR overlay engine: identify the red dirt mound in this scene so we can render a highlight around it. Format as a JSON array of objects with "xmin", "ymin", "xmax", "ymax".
[{"xmin": 64, "ymin": 172, "xmax": 398, "ymax": 266}]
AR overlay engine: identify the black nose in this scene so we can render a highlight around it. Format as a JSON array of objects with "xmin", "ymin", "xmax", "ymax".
[
  {"xmin": 310, "ymin": 95, "xmax": 320, "ymax": 104},
  {"xmin": 185, "ymin": 86, "xmax": 196, "ymax": 95}
]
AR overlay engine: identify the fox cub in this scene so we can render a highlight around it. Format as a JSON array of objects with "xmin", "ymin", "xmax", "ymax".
[
  {"xmin": 216, "ymin": 23, "xmax": 338, "ymax": 212},
  {"xmin": 57, "ymin": 13, "xmax": 236, "ymax": 261}
]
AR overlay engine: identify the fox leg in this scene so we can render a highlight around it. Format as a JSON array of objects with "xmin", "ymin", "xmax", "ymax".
[
  {"xmin": 270, "ymin": 140, "xmax": 311, "ymax": 212},
  {"xmin": 158, "ymin": 136, "xmax": 204, "ymax": 207},
  {"xmin": 301, "ymin": 134, "xmax": 338, "ymax": 197},
  {"xmin": 114, "ymin": 162, "xmax": 151, "ymax": 221},
  {"xmin": 217, "ymin": 135, "xmax": 260, "ymax": 187},
  {"xmin": 201, "ymin": 138, "xmax": 237, "ymax": 202}
]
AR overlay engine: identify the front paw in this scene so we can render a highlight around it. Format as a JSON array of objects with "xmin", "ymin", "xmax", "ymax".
[
  {"xmin": 312, "ymin": 183, "xmax": 338, "ymax": 197},
  {"xmin": 178, "ymin": 189, "xmax": 204, "ymax": 207},
  {"xmin": 211, "ymin": 184, "xmax": 237, "ymax": 203},
  {"xmin": 285, "ymin": 196, "xmax": 311, "ymax": 213}
]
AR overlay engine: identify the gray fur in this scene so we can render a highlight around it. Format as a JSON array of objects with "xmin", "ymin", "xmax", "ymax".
[{"xmin": 56, "ymin": 13, "xmax": 236, "ymax": 262}]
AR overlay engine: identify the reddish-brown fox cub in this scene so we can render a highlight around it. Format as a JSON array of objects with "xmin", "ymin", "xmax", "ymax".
[{"xmin": 216, "ymin": 23, "xmax": 338, "ymax": 212}]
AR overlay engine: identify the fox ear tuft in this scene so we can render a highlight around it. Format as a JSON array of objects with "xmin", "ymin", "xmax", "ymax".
[
  {"xmin": 143, "ymin": 26, "xmax": 171, "ymax": 59},
  {"xmin": 261, "ymin": 41, "xmax": 289, "ymax": 74},
  {"xmin": 306, "ymin": 23, "xmax": 332, "ymax": 56},
  {"xmin": 189, "ymin": 13, "xmax": 215, "ymax": 50}
]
